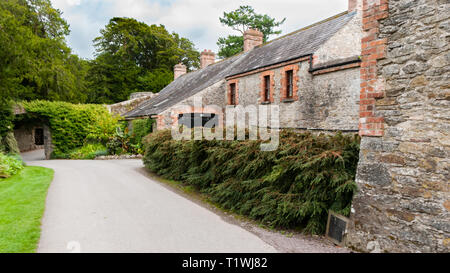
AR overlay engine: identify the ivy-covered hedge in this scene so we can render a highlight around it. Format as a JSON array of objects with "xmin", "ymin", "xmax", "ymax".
[
  {"xmin": 143, "ymin": 129, "xmax": 360, "ymax": 234},
  {"xmin": 21, "ymin": 101, "xmax": 120, "ymax": 157}
]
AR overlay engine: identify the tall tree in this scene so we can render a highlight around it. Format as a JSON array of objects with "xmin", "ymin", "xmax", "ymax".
[
  {"xmin": 217, "ymin": 5, "xmax": 286, "ymax": 59},
  {"xmin": 87, "ymin": 17, "xmax": 200, "ymax": 104},
  {"xmin": 0, "ymin": 0, "xmax": 87, "ymax": 104}
]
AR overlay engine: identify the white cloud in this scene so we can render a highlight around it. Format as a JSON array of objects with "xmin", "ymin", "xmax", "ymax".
[
  {"xmin": 66, "ymin": 0, "xmax": 82, "ymax": 6},
  {"xmin": 50, "ymin": 0, "xmax": 349, "ymax": 59}
]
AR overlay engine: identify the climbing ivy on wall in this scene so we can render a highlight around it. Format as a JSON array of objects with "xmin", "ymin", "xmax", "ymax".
[
  {"xmin": 21, "ymin": 101, "xmax": 121, "ymax": 157},
  {"xmin": 143, "ymin": 129, "xmax": 361, "ymax": 234}
]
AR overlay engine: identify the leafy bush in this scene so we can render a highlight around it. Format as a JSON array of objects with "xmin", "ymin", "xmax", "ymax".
[
  {"xmin": 69, "ymin": 143, "xmax": 108, "ymax": 160},
  {"xmin": 0, "ymin": 153, "xmax": 24, "ymax": 178},
  {"xmin": 106, "ymin": 119, "xmax": 153, "ymax": 155},
  {"xmin": 106, "ymin": 126, "xmax": 137, "ymax": 155},
  {"xmin": 20, "ymin": 100, "xmax": 121, "ymax": 157},
  {"xmin": 0, "ymin": 132, "xmax": 20, "ymax": 155},
  {"xmin": 143, "ymin": 129, "xmax": 360, "ymax": 234},
  {"xmin": 130, "ymin": 118, "xmax": 154, "ymax": 146},
  {"xmin": 0, "ymin": 102, "xmax": 14, "ymax": 138}
]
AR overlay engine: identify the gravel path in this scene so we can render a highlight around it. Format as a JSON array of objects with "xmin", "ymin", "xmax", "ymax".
[{"xmin": 23, "ymin": 149, "xmax": 349, "ymax": 253}]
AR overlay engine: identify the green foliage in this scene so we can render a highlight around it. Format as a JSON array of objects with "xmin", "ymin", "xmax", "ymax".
[
  {"xmin": 21, "ymin": 100, "xmax": 121, "ymax": 157},
  {"xmin": 0, "ymin": 102, "xmax": 14, "ymax": 138},
  {"xmin": 0, "ymin": 166, "xmax": 54, "ymax": 253},
  {"xmin": 1, "ymin": 132, "xmax": 20, "ymax": 155},
  {"xmin": 217, "ymin": 35, "xmax": 244, "ymax": 59},
  {"xmin": 143, "ymin": 130, "xmax": 360, "ymax": 234},
  {"xmin": 217, "ymin": 5, "xmax": 286, "ymax": 58},
  {"xmin": 0, "ymin": 153, "xmax": 24, "ymax": 178},
  {"xmin": 87, "ymin": 17, "xmax": 200, "ymax": 103},
  {"xmin": 69, "ymin": 143, "xmax": 108, "ymax": 160},
  {"xmin": 106, "ymin": 119, "xmax": 154, "ymax": 155},
  {"xmin": 106, "ymin": 125, "xmax": 134, "ymax": 155},
  {"xmin": 0, "ymin": 0, "xmax": 88, "ymax": 104},
  {"xmin": 130, "ymin": 119, "xmax": 154, "ymax": 146}
]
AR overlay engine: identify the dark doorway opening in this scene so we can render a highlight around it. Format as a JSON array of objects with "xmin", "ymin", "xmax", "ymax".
[
  {"xmin": 178, "ymin": 113, "xmax": 218, "ymax": 128},
  {"xmin": 35, "ymin": 128, "xmax": 44, "ymax": 145}
]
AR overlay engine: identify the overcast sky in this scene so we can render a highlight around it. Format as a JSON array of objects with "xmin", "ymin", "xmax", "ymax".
[{"xmin": 51, "ymin": 0, "xmax": 349, "ymax": 60}]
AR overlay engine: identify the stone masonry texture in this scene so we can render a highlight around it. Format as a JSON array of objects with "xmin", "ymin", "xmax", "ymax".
[
  {"xmin": 347, "ymin": 0, "xmax": 450, "ymax": 253},
  {"xmin": 232, "ymin": 60, "xmax": 360, "ymax": 131}
]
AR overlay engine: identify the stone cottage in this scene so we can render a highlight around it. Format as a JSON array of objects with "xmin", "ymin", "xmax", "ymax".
[
  {"xmin": 126, "ymin": 0, "xmax": 449, "ymax": 253},
  {"xmin": 125, "ymin": 1, "xmax": 363, "ymax": 133}
]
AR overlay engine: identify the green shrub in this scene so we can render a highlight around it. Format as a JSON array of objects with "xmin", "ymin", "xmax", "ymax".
[
  {"xmin": 143, "ymin": 129, "xmax": 360, "ymax": 234},
  {"xmin": 69, "ymin": 143, "xmax": 108, "ymax": 160},
  {"xmin": 0, "ymin": 153, "xmax": 24, "ymax": 178},
  {"xmin": 20, "ymin": 100, "xmax": 121, "ymax": 157},
  {"xmin": 0, "ymin": 102, "xmax": 14, "ymax": 138},
  {"xmin": 130, "ymin": 118, "xmax": 154, "ymax": 145},
  {"xmin": 1, "ymin": 132, "xmax": 20, "ymax": 155},
  {"xmin": 106, "ymin": 119, "xmax": 153, "ymax": 155}
]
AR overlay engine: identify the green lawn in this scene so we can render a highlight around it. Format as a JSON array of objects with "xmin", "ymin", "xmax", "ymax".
[{"xmin": 0, "ymin": 166, "xmax": 54, "ymax": 253}]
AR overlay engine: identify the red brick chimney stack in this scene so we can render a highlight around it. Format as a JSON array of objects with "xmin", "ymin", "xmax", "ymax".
[
  {"xmin": 200, "ymin": 49, "xmax": 215, "ymax": 69},
  {"xmin": 174, "ymin": 63, "xmax": 187, "ymax": 80},
  {"xmin": 348, "ymin": 0, "xmax": 362, "ymax": 12},
  {"xmin": 243, "ymin": 29, "xmax": 264, "ymax": 52}
]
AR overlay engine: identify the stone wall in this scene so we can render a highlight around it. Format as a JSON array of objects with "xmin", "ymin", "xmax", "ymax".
[
  {"xmin": 347, "ymin": 0, "xmax": 450, "ymax": 253},
  {"xmin": 314, "ymin": 9, "xmax": 363, "ymax": 65},
  {"xmin": 14, "ymin": 124, "xmax": 43, "ymax": 152},
  {"xmin": 226, "ymin": 60, "xmax": 361, "ymax": 131},
  {"xmin": 108, "ymin": 95, "xmax": 156, "ymax": 117},
  {"xmin": 156, "ymin": 80, "xmax": 227, "ymax": 130}
]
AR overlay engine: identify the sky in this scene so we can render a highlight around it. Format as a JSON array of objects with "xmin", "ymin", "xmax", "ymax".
[{"xmin": 50, "ymin": 0, "xmax": 350, "ymax": 60}]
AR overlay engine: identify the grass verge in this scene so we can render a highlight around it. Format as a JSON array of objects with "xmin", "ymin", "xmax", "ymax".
[{"xmin": 0, "ymin": 166, "xmax": 54, "ymax": 253}]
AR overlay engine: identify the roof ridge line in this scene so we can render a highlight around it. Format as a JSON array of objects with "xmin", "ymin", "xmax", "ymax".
[{"xmin": 256, "ymin": 11, "xmax": 350, "ymax": 48}]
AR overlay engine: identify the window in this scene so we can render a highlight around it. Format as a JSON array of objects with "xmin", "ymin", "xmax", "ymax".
[
  {"xmin": 229, "ymin": 83, "xmax": 236, "ymax": 105},
  {"xmin": 178, "ymin": 113, "xmax": 217, "ymax": 128},
  {"xmin": 286, "ymin": 70, "xmax": 294, "ymax": 98},
  {"xmin": 264, "ymin": 75, "xmax": 271, "ymax": 102}
]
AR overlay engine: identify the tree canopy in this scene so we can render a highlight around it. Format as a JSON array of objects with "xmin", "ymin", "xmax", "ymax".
[
  {"xmin": 0, "ymin": 0, "xmax": 87, "ymax": 104},
  {"xmin": 0, "ymin": 2, "xmax": 201, "ymax": 107},
  {"xmin": 86, "ymin": 17, "xmax": 200, "ymax": 104},
  {"xmin": 217, "ymin": 5, "xmax": 286, "ymax": 59}
]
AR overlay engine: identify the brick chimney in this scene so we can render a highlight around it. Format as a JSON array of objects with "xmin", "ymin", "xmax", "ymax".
[
  {"xmin": 174, "ymin": 63, "xmax": 187, "ymax": 80},
  {"xmin": 348, "ymin": 0, "xmax": 362, "ymax": 12},
  {"xmin": 243, "ymin": 29, "xmax": 263, "ymax": 52},
  {"xmin": 200, "ymin": 50, "xmax": 215, "ymax": 69}
]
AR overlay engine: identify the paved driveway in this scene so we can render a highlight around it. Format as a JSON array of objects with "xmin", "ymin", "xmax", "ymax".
[{"xmin": 23, "ymin": 150, "xmax": 276, "ymax": 253}]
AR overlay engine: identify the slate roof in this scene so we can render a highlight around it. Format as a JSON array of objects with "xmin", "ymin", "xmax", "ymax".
[
  {"xmin": 125, "ymin": 53, "xmax": 249, "ymax": 118},
  {"xmin": 125, "ymin": 11, "xmax": 355, "ymax": 118},
  {"xmin": 227, "ymin": 11, "xmax": 356, "ymax": 77}
]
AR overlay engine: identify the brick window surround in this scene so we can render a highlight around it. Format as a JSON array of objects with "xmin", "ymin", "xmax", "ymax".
[
  {"xmin": 259, "ymin": 71, "xmax": 275, "ymax": 103},
  {"xmin": 171, "ymin": 106, "xmax": 223, "ymax": 128},
  {"xmin": 280, "ymin": 64, "xmax": 299, "ymax": 101},
  {"xmin": 227, "ymin": 79, "xmax": 239, "ymax": 105}
]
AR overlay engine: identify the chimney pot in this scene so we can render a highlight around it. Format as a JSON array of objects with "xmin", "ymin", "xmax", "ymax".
[
  {"xmin": 174, "ymin": 63, "xmax": 187, "ymax": 80},
  {"xmin": 348, "ymin": 0, "xmax": 362, "ymax": 12},
  {"xmin": 243, "ymin": 28, "xmax": 264, "ymax": 52},
  {"xmin": 200, "ymin": 49, "xmax": 215, "ymax": 69}
]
